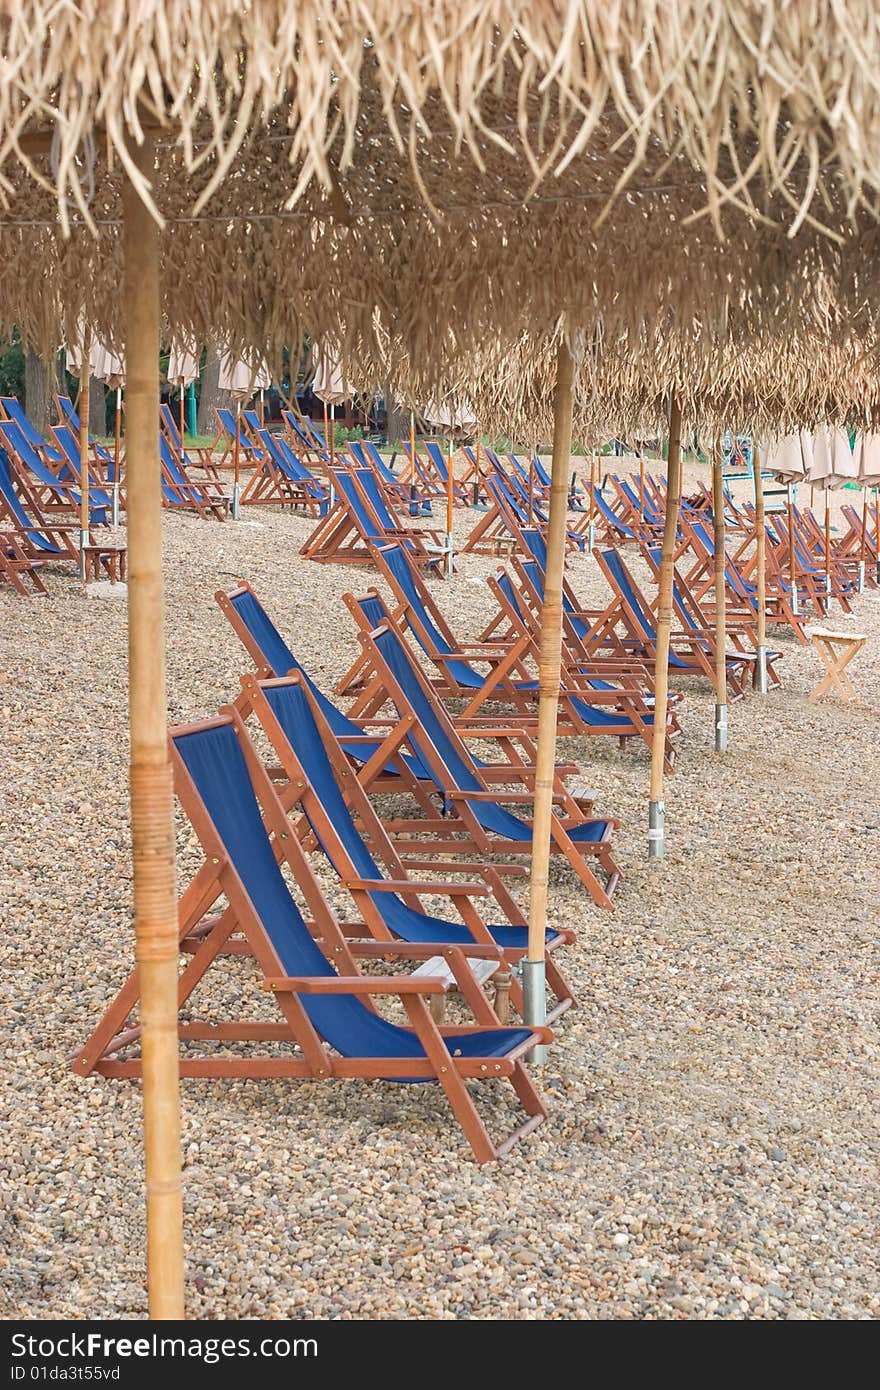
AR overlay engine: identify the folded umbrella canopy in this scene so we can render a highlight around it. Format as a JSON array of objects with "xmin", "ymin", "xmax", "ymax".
[
  {"xmin": 854, "ymin": 432, "xmax": 880, "ymax": 487},
  {"xmin": 218, "ymin": 351, "xmax": 271, "ymax": 398},
  {"xmin": 760, "ymin": 430, "xmax": 811, "ymax": 484},
  {"xmin": 166, "ymin": 342, "xmax": 199, "ymax": 386}
]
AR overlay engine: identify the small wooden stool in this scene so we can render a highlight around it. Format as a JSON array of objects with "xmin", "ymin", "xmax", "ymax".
[
  {"xmin": 809, "ymin": 628, "xmax": 867, "ymax": 703},
  {"xmin": 84, "ymin": 545, "xmax": 127, "ymax": 584}
]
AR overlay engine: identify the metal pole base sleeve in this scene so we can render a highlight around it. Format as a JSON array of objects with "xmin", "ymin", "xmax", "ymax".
[
  {"xmin": 756, "ymin": 645, "xmax": 769, "ymax": 694},
  {"xmin": 858, "ymin": 561, "xmax": 866, "ymax": 594},
  {"xmin": 521, "ymin": 959, "xmax": 547, "ymax": 1065},
  {"xmin": 231, "ymin": 484, "xmax": 242, "ymax": 520},
  {"xmin": 78, "ymin": 529, "xmax": 89, "ymax": 581},
  {"xmin": 714, "ymin": 702, "xmax": 728, "ymax": 753},
  {"xmin": 444, "ymin": 533, "xmax": 454, "ymax": 580},
  {"xmin": 648, "ymin": 799, "xmax": 665, "ymax": 860}
]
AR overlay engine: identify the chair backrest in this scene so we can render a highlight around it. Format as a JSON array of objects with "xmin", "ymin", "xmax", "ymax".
[
  {"xmin": 160, "ymin": 402, "xmax": 182, "ymax": 448},
  {"xmin": 424, "ymin": 441, "xmax": 450, "ymax": 481},
  {"xmin": 225, "ymin": 586, "xmax": 367, "ymax": 745},
  {"xmin": 0, "ymin": 450, "xmax": 59, "ymax": 552},
  {"xmin": 0, "ymin": 398, "xmax": 60, "ymax": 458},
  {"xmin": 172, "ymin": 719, "xmax": 393, "ymax": 1058},
  {"xmin": 355, "ymin": 468, "xmax": 397, "ymax": 529},
  {"xmin": 521, "ymin": 529, "xmax": 548, "ymax": 569},
  {"xmin": 57, "ymin": 395, "xmax": 79, "ymax": 431},
  {"xmin": 55, "ymin": 404, "xmax": 112, "ymax": 463},
  {"xmin": 333, "ymin": 470, "xmax": 382, "ymax": 539},
  {"xmin": 260, "ymin": 682, "xmax": 381, "ymax": 884},
  {"xmin": 598, "ymin": 548, "xmax": 656, "ymax": 636},
  {"xmin": 159, "ymin": 435, "xmax": 192, "ymax": 489},
  {"xmin": 368, "ymin": 625, "xmax": 483, "ymax": 795},
  {"xmin": 377, "ymin": 544, "xmax": 451, "ymax": 656},
  {"xmin": 647, "ymin": 545, "xmax": 698, "ymax": 629}
]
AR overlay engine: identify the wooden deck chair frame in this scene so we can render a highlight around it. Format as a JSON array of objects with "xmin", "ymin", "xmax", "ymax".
[
  {"xmin": 235, "ymin": 673, "xmax": 577, "ymax": 1024},
  {"xmin": 349, "ymin": 619, "xmax": 623, "ymax": 909},
  {"xmin": 73, "ymin": 708, "xmax": 550, "ymax": 1163}
]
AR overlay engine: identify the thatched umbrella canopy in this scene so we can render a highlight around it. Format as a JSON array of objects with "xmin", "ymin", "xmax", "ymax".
[{"xmin": 5, "ymin": 1, "xmax": 880, "ymax": 1319}]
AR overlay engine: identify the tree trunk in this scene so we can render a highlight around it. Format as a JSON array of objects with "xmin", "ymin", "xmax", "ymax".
[
  {"xmin": 24, "ymin": 351, "xmax": 52, "ymax": 437},
  {"xmin": 197, "ymin": 343, "xmax": 229, "ymax": 435},
  {"xmin": 385, "ymin": 384, "xmax": 408, "ymax": 447},
  {"xmin": 89, "ymin": 376, "xmax": 107, "ymax": 436}
]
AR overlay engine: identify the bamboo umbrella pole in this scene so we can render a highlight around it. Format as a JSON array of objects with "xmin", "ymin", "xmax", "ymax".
[
  {"xmin": 524, "ymin": 341, "xmax": 574, "ymax": 1060},
  {"xmin": 787, "ymin": 485, "xmax": 799, "ymax": 615},
  {"xmin": 408, "ymin": 411, "xmax": 418, "ymax": 516},
  {"xmin": 712, "ymin": 451, "xmax": 728, "ymax": 752},
  {"xmin": 113, "ymin": 385, "xmax": 123, "ymax": 527},
  {"xmin": 473, "ymin": 431, "xmax": 482, "ymax": 506},
  {"xmin": 77, "ymin": 329, "xmax": 91, "ymax": 579},
  {"xmin": 587, "ymin": 452, "xmax": 597, "ymax": 551},
  {"xmin": 445, "ymin": 437, "xmax": 454, "ymax": 578},
  {"xmin": 231, "ymin": 400, "xmax": 242, "ymax": 519},
  {"xmin": 647, "ymin": 391, "xmax": 682, "ymax": 859},
  {"xmin": 752, "ymin": 451, "xmax": 768, "ymax": 692},
  {"xmin": 858, "ymin": 486, "xmax": 868, "ymax": 593},
  {"xmin": 121, "ymin": 133, "xmax": 184, "ymax": 1319},
  {"xmin": 528, "ymin": 450, "xmax": 535, "ymax": 526}
]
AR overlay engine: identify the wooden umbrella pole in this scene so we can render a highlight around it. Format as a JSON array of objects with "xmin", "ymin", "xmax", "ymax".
[
  {"xmin": 473, "ymin": 430, "xmax": 482, "ymax": 506},
  {"xmin": 178, "ymin": 388, "xmax": 185, "ymax": 447},
  {"xmin": 113, "ymin": 385, "xmax": 123, "ymax": 526},
  {"xmin": 445, "ymin": 437, "xmax": 454, "ymax": 578},
  {"xmin": 752, "ymin": 451, "xmax": 768, "ymax": 692},
  {"xmin": 787, "ymin": 485, "xmax": 799, "ymax": 615},
  {"xmin": 524, "ymin": 341, "xmax": 574, "ymax": 1061},
  {"xmin": 78, "ymin": 329, "xmax": 91, "ymax": 579},
  {"xmin": 588, "ymin": 452, "xmax": 596, "ymax": 550},
  {"xmin": 639, "ymin": 452, "xmax": 646, "ymax": 521},
  {"xmin": 647, "ymin": 390, "xmax": 682, "ymax": 859},
  {"xmin": 824, "ymin": 488, "xmax": 832, "ymax": 599},
  {"xmin": 121, "ymin": 133, "xmax": 184, "ymax": 1319},
  {"xmin": 712, "ymin": 450, "xmax": 728, "ymax": 752},
  {"xmin": 408, "ymin": 411, "xmax": 418, "ymax": 514},
  {"xmin": 858, "ymin": 486, "xmax": 868, "ymax": 592},
  {"xmin": 259, "ymin": 387, "xmax": 265, "ymax": 429},
  {"xmin": 876, "ymin": 488, "xmax": 880, "ymax": 583},
  {"xmin": 232, "ymin": 400, "xmax": 241, "ymax": 518},
  {"xmin": 528, "ymin": 449, "xmax": 535, "ymax": 525}
]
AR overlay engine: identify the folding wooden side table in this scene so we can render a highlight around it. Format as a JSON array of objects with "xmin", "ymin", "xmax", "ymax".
[{"xmin": 808, "ymin": 628, "xmax": 867, "ymax": 703}]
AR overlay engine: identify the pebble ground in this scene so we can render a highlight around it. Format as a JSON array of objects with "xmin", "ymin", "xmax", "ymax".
[{"xmin": 1, "ymin": 464, "xmax": 877, "ymax": 1319}]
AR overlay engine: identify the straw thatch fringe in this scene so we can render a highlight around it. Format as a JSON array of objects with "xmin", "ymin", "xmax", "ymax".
[{"xmin": 3, "ymin": 3, "xmax": 880, "ymax": 231}]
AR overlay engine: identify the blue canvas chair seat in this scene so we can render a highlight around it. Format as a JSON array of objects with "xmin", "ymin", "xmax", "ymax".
[
  {"xmin": 0, "ymin": 421, "xmax": 108, "ymax": 525},
  {"xmin": 372, "ymin": 625, "xmax": 613, "ymax": 842},
  {"xmin": 51, "ymin": 426, "xmax": 114, "ymax": 509},
  {"xmin": 174, "ymin": 721, "xmax": 531, "ymax": 1069},
  {"xmin": 225, "ymin": 586, "xmax": 429, "ymax": 780},
  {"xmin": 260, "ymin": 681, "xmax": 564, "ymax": 952},
  {"xmin": 0, "ymin": 398, "xmax": 63, "ymax": 465},
  {"xmin": 0, "ymin": 450, "xmax": 65, "ymax": 554}
]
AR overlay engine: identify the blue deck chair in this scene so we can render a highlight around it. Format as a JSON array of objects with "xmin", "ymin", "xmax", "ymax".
[
  {"xmin": 253, "ymin": 428, "xmax": 328, "ymax": 511},
  {"xmin": 55, "ymin": 397, "xmax": 114, "ymax": 469},
  {"xmin": 51, "ymin": 426, "xmax": 114, "ymax": 510},
  {"xmin": 217, "ymin": 582, "xmax": 438, "ymax": 794},
  {"xmin": 245, "ymin": 678, "xmax": 575, "ymax": 1023},
  {"xmin": 0, "ymin": 398, "xmax": 64, "ymax": 465},
  {"xmin": 587, "ymin": 484, "xmax": 636, "ymax": 540},
  {"xmin": 0, "ymin": 420, "xmax": 108, "ymax": 525},
  {"xmin": 358, "ymin": 622, "xmax": 622, "ymax": 906},
  {"xmin": 78, "ymin": 711, "xmax": 545, "ymax": 1162},
  {"xmin": 375, "ymin": 543, "xmax": 536, "ymax": 695},
  {"xmin": 0, "ymin": 450, "xmax": 68, "ymax": 557}
]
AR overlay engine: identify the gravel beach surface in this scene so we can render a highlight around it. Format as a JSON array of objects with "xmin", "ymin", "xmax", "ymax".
[{"xmin": 1, "ymin": 464, "xmax": 878, "ymax": 1320}]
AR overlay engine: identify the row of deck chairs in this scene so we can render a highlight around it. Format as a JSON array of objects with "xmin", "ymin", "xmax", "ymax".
[{"xmin": 78, "ymin": 560, "xmax": 648, "ymax": 1161}]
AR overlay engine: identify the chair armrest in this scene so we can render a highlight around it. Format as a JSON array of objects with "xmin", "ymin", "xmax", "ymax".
[
  {"xmin": 345, "ymin": 939, "xmax": 504, "ymax": 961},
  {"xmin": 344, "ymin": 877, "xmax": 489, "ymax": 897},
  {"xmin": 446, "ymin": 789, "xmax": 567, "ymax": 806},
  {"xmin": 400, "ymin": 858, "xmax": 528, "ymax": 878},
  {"xmin": 263, "ymin": 974, "xmax": 446, "ymax": 995}
]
